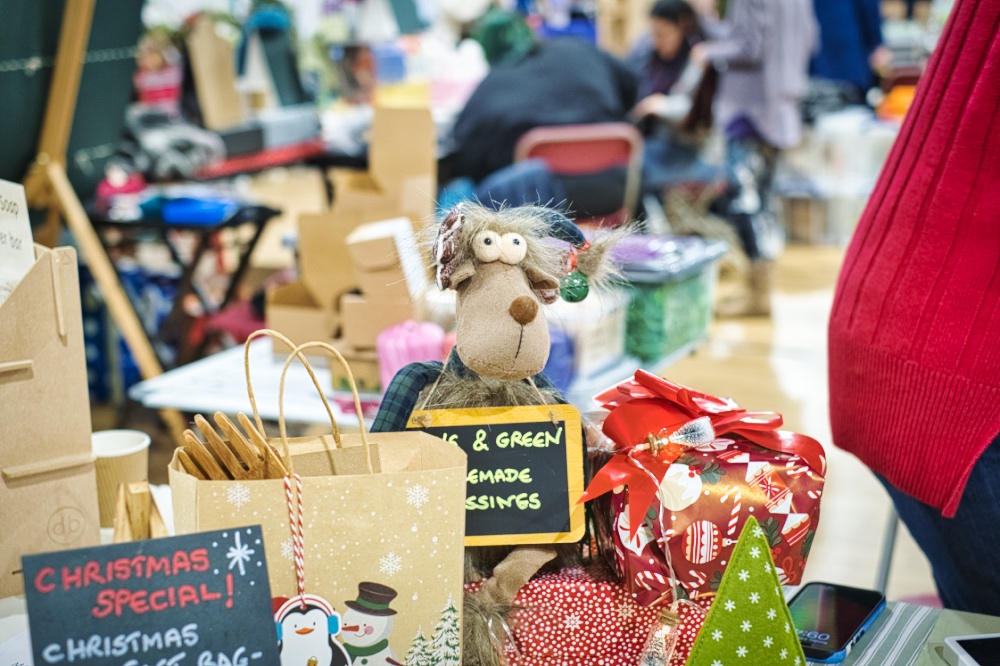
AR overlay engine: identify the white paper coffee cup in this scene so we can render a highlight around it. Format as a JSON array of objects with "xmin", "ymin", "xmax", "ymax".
[{"xmin": 92, "ymin": 430, "xmax": 151, "ymax": 528}]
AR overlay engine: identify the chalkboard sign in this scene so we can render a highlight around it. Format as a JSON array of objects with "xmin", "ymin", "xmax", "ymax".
[
  {"xmin": 408, "ymin": 405, "xmax": 585, "ymax": 546},
  {"xmin": 22, "ymin": 526, "xmax": 281, "ymax": 666},
  {"xmin": 0, "ymin": 0, "xmax": 143, "ymax": 199}
]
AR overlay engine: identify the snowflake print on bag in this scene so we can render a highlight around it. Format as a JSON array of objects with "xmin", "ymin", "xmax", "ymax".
[
  {"xmin": 380, "ymin": 551, "xmax": 403, "ymax": 576},
  {"xmin": 407, "ymin": 484, "xmax": 430, "ymax": 508},
  {"xmin": 227, "ymin": 482, "xmax": 251, "ymax": 509}
]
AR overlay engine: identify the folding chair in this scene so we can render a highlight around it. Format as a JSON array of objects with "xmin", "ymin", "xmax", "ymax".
[{"xmin": 514, "ymin": 122, "xmax": 643, "ymax": 227}]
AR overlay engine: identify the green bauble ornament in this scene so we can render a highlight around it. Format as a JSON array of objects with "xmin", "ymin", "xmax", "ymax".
[{"xmin": 560, "ymin": 271, "xmax": 589, "ymax": 302}]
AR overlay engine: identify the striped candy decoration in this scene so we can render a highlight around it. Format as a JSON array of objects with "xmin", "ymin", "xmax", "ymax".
[
  {"xmin": 634, "ymin": 570, "xmax": 670, "ymax": 591},
  {"xmin": 726, "ymin": 491, "xmax": 743, "ymax": 538}
]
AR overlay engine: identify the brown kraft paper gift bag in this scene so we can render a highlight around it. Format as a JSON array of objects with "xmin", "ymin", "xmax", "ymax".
[
  {"xmin": 170, "ymin": 331, "xmax": 467, "ymax": 665},
  {"xmin": 1, "ymin": 245, "xmax": 99, "ymax": 598}
]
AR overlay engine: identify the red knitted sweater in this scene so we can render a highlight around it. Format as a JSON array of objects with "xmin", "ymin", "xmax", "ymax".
[{"xmin": 828, "ymin": 0, "xmax": 1000, "ymax": 518}]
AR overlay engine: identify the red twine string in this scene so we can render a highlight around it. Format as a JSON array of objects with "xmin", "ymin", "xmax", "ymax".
[{"xmin": 284, "ymin": 474, "xmax": 306, "ymax": 608}]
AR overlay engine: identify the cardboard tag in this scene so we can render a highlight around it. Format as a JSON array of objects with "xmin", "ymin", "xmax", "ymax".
[
  {"xmin": 21, "ymin": 526, "xmax": 280, "ymax": 666},
  {"xmin": 0, "ymin": 180, "xmax": 33, "ymax": 283},
  {"xmin": 408, "ymin": 405, "xmax": 585, "ymax": 546}
]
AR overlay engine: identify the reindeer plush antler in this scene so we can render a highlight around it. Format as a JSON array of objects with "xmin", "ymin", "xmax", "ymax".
[{"xmin": 371, "ymin": 203, "xmax": 624, "ymax": 666}]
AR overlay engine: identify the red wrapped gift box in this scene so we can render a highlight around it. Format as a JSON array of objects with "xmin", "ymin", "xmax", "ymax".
[
  {"xmin": 465, "ymin": 565, "xmax": 711, "ymax": 666},
  {"xmin": 583, "ymin": 371, "xmax": 826, "ymax": 606}
]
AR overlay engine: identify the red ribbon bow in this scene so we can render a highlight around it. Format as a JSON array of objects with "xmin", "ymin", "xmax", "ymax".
[{"xmin": 581, "ymin": 371, "xmax": 826, "ymax": 538}]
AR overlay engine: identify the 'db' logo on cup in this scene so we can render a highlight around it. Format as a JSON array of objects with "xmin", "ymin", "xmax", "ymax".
[{"xmin": 47, "ymin": 507, "xmax": 87, "ymax": 545}]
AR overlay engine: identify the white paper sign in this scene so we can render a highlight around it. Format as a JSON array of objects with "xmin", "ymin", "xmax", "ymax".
[
  {"xmin": 0, "ymin": 179, "xmax": 33, "ymax": 281},
  {"xmin": 0, "ymin": 629, "xmax": 31, "ymax": 666}
]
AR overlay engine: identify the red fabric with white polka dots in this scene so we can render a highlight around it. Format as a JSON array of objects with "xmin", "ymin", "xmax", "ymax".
[{"xmin": 466, "ymin": 567, "xmax": 713, "ymax": 665}]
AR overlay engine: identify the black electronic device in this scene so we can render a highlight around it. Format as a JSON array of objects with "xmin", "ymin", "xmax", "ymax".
[{"xmin": 787, "ymin": 582, "xmax": 886, "ymax": 663}]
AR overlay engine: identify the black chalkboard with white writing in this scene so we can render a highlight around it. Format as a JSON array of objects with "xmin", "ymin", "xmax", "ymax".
[
  {"xmin": 409, "ymin": 405, "xmax": 585, "ymax": 546},
  {"xmin": 22, "ymin": 526, "xmax": 280, "ymax": 666}
]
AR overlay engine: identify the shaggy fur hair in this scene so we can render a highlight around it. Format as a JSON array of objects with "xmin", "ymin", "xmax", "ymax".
[
  {"xmin": 416, "ymin": 367, "xmax": 561, "ymax": 411},
  {"xmin": 424, "ymin": 202, "xmax": 628, "ymax": 294},
  {"xmin": 463, "ymin": 593, "xmax": 521, "ymax": 666}
]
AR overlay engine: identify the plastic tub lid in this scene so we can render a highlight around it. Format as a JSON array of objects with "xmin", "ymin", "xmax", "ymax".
[{"xmin": 614, "ymin": 235, "xmax": 728, "ymax": 283}]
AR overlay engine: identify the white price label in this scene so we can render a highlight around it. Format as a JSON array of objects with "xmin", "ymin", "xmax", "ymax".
[{"xmin": 0, "ymin": 179, "xmax": 33, "ymax": 282}]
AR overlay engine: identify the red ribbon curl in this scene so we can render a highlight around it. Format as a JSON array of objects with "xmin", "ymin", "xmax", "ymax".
[{"xmin": 581, "ymin": 371, "xmax": 826, "ymax": 538}]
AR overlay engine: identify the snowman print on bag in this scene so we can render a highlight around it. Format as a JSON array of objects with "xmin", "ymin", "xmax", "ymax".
[{"xmin": 340, "ymin": 582, "xmax": 402, "ymax": 666}]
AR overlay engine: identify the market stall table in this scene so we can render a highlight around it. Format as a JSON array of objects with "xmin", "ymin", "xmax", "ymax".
[
  {"xmin": 128, "ymin": 337, "xmax": 380, "ymax": 426},
  {"xmin": 90, "ymin": 203, "xmax": 280, "ymax": 366}
]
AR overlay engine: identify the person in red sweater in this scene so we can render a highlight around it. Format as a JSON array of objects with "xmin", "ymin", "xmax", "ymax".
[{"xmin": 828, "ymin": 0, "xmax": 1000, "ymax": 614}]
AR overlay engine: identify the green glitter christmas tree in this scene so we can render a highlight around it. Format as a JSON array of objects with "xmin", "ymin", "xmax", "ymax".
[{"xmin": 686, "ymin": 516, "xmax": 808, "ymax": 666}]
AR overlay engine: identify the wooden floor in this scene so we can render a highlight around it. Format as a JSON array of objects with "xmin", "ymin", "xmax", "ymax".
[{"xmin": 668, "ymin": 245, "xmax": 938, "ymax": 603}]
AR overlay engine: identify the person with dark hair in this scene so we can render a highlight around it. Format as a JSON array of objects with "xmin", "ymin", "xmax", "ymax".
[
  {"xmin": 629, "ymin": 0, "xmax": 700, "ymax": 109},
  {"xmin": 629, "ymin": 0, "xmax": 724, "ymax": 195},
  {"xmin": 690, "ymin": 0, "xmax": 817, "ymax": 317}
]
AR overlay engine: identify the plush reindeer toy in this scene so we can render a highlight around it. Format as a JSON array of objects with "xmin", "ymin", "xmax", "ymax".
[{"xmin": 371, "ymin": 203, "xmax": 620, "ymax": 666}]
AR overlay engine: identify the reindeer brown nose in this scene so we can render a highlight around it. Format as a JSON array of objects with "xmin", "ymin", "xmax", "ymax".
[{"xmin": 509, "ymin": 296, "xmax": 538, "ymax": 325}]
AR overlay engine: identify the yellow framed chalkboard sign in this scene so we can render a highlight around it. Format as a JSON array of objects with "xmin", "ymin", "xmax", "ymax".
[{"xmin": 408, "ymin": 404, "xmax": 585, "ymax": 547}]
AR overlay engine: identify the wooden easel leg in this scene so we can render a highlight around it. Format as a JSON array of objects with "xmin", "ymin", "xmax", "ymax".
[
  {"xmin": 34, "ymin": 206, "xmax": 63, "ymax": 248},
  {"xmin": 47, "ymin": 162, "xmax": 188, "ymax": 446}
]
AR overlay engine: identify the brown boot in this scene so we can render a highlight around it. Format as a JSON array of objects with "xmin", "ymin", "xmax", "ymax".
[{"xmin": 716, "ymin": 260, "xmax": 773, "ymax": 318}]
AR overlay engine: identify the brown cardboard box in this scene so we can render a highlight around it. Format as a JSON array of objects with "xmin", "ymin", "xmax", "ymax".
[
  {"xmin": 325, "ymin": 106, "xmax": 437, "ymax": 226},
  {"xmin": 346, "ymin": 218, "xmax": 429, "ymax": 303},
  {"xmin": 1, "ymin": 246, "xmax": 100, "ymax": 597},
  {"xmin": 782, "ymin": 196, "xmax": 830, "ymax": 244},
  {"xmin": 265, "ymin": 281, "xmax": 337, "ymax": 354},
  {"xmin": 328, "ymin": 341, "xmax": 381, "ymax": 394},
  {"xmin": 186, "ymin": 14, "xmax": 245, "ymax": 130},
  {"xmin": 341, "ymin": 293, "xmax": 414, "ymax": 349},
  {"xmin": 295, "ymin": 106, "xmax": 436, "ymax": 325},
  {"xmin": 296, "ymin": 210, "xmax": 364, "ymax": 321}
]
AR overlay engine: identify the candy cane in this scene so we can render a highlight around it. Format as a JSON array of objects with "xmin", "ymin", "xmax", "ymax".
[
  {"xmin": 687, "ymin": 570, "xmax": 707, "ymax": 589},
  {"xmin": 726, "ymin": 492, "xmax": 742, "ymax": 538},
  {"xmin": 634, "ymin": 571, "xmax": 668, "ymax": 591},
  {"xmin": 719, "ymin": 485, "xmax": 739, "ymax": 503}
]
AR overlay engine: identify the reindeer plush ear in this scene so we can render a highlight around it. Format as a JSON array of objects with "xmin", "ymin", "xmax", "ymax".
[
  {"xmin": 525, "ymin": 266, "xmax": 560, "ymax": 304},
  {"xmin": 541, "ymin": 209, "xmax": 626, "ymax": 303},
  {"xmin": 435, "ymin": 204, "xmax": 466, "ymax": 289}
]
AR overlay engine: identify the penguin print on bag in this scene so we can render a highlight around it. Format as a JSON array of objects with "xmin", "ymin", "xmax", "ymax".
[{"xmin": 274, "ymin": 594, "xmax": 351, "ymax": 666}]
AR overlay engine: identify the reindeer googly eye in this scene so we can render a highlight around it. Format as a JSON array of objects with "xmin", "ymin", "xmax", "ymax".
[
  {"xmin": 499, "ymin": 233, "xmax": 528, "ymax": 265},
  {"xmin": 473, "ymin": 231, "xmax": 502, "ymax": 262}
]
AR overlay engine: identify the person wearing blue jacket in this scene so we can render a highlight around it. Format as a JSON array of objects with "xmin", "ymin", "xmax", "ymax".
[{"xmin": 810, "ymin": 0, "xmax": 891, "ymax": 100}]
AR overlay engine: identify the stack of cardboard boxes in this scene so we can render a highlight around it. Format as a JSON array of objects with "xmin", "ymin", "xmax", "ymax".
[
  {"xmin": 335, "ymin": 218, "xmax": 429, "ymax": 392},
  {"xmin": 266, "ymin": 105, "xmax": 437, "ymax": 393}
]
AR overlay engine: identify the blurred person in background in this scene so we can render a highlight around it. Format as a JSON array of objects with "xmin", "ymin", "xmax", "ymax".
[
  {"xmin": 690, "ymin": 0, "xmax": 817, "ymax": 317},
  {"xmin": 629, "ymin": 0, "xmax": 724, "ymax": 194},
  {"xmin": 629, "ymin": 0, "xmax": 700, "ymax": 116},
  {"xmin": 810, "ymin": 0, "xmax": 892, "ymax": 103},
  {"xmin": 443, "ymin": 12, "xmax": 638, "ymax": 216}
]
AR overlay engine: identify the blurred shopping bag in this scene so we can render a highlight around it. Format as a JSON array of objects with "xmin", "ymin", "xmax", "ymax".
[{"xmin": 170, "ymin": 330, "xmax": 467, "ymax": 662}]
